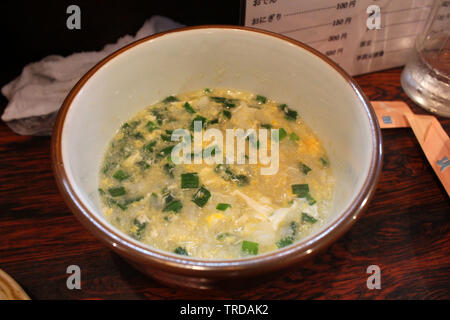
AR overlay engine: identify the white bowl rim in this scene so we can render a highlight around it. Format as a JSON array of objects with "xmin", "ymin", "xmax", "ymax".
[{"xmin": 52, "ymin": 25, "xmax": 383, "ymax": 273}]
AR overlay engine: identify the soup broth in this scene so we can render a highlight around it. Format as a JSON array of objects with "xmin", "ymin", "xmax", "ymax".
[{"xmin": 99, "ymin": 89, "xmax": 335, "ymax": 259}]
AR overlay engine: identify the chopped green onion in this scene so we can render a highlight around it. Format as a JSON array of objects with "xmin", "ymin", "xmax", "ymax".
[
  {"xmin": 210, "ymin": 96, "xmax": 236, "ymax": 109},
  {"xmin": 279, "ymin": 128, "xmax": 287, "ymax": 140},
  {"xmin": 279, "ymin": 104, "xmax": 298, "ymax": 121},
  {"xmin": 108, "ymin": 186, "xmax": 126, "ymax": 197},
  {"xmin": 163, "ymin": 199, "xmax": 183, "ymax": 213},
  {"xmin": 320, "ymin": 157, "xmax": 329, "ymax": 167},
  {"xmin": 107, "ymin": 196, "xmax": 143, "ymax": 212},
  {"xmin": 98, "ymin": 188, "xmax": 105, "ymax": 195},
  {"xmin": 277, "ymin": 220, "xmax": 298, "ymax": 248},
  {"xmin": 145, "ymin": 121, "xmax": 159, "ymax": 132},
  {"xmin": 299, "ymin": 163, "xmax": 312, "ymax": 175},
  {"xmin": 302, "ymin": 212, "xmax": 318, "ymax": 224},
  {"xmin": 162, "ymin": 191, "xmax": 172, "ymax": 203},
  {"xmin": 223, "ymin": 100, "xmax": 236, "ymax": 109},
  {"xmin": 285, "ymin": 109, "xmax": 298, "ymax": 121},
  {"xmin": 136, "ymin": 160, "xmax": 150, "ymax": 170},
  {"xmin": 208, "ymin": 118, "xmax": 219, "ymax": 125},
  {"xmin": 161, "ymin": 133, "xmax": 172, "ymax": 141},
  {"xmin": 290, "ymin": 221, "xmax": 298, "ymax": 235},
  {"xmin": 131, "ymin": 132, "xmax": 144, "ymax": 140},
  {"xmin": 132, "ymin": 218, "xmax": 147, "ymax": 240},
  {"xmin": 261, "ymin": 124, "xmax": 272, "ymax": 129},
  {"xmin": 290, "ymin": 132, "xmax": 300, "ymax": 141},
  {"xmin": 143, "ymin": 140, "xmax": 157, "ymax": 153},
  {"xmin": 210, "ymin": 96, "xmax": 226, "ymax": 103},
  {"xmin": 215, "ymin": 165, "xmax": 250, "ymax": 186},
  {"xmin": 157, "ymin": 145, "xmax": 174, "ymax": 158},
  {"xmin": 305, "ymin": 193, "xmax": 317, "ymax": 205},
  {"xmin": 150, "ymin": 110, "xmax": 164, "ymax": 125},
  {"xmin": 235, "ymin": 174, "xmax": 249, "ymax": 186},
  {"xmin": 192, "ymin": 186, "xmax": 211, "ymax": 208},
  {"xmin": 242, "ymin": 240, "xmax": 259, "ymax": 255},
  {"xmin": 113, "ymin": 170, "xmax": 129, "ymax": 182},
  {"xmin": 124, "ymin": 196, "xmax": 143, "ymax": 206},
  {"xmin": 256, "ymin": 95, "xmax": 267, "ymax": 104},
  {"xmin": 181, "ymin": 173, "xmax": 199, "ymax": 189},
  {"xmin": 291, "ymin": 184, "xmax": 309, "ymax": 197},
  {"xmin": 162, "ymin": 96, "xmax": 178, "ymax": 103},
  {"xmin": 223, "ymin": 110, "xmax": 232, "ymax": 119},
  {"xmin": 174, "ymin": 247, "xmax": 188, "ymax": 255},
  {"xmin": 121, "ymin": 121, "xmax": 140, "ymax": 131},
  {"xmin": 276, "ymin": 236, "xmax": 294, "ymax": 248},
  {"xmin": 102, "ymin": 162, "xmax": 115, "ymax": 174},
  {"xmin": 204, "ymin": 88, "xmax": 211, "ymax": 93},
  {"xmin": 119, "ymin": 146, "xmax": 132, "ymax": 159},
  {"xmin": 183, "ymin": 102, "xmax": 196, "ymax": 114},
  {"xmin": 278, "ymin": 104, "xmax": 287, "ymax": 111},
  {"xmin": 216, "ymin": 203, "xmax": 231, "ymax": 211},
  {"xmin": 107, "ymin": 198, "xmax": 127, "ymax": 211},
  {"xmin": 292, "ymin": 184, "xmax": 316, "ymax": 204},
  {"xmin": 163, "ymin": 163, "xmax": 175, "ymax": 178}
]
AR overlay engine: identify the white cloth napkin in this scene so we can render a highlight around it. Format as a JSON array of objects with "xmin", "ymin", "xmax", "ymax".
[{"xmin": 1, "ymin": 16, "xmax": 184, "ymax": 135}]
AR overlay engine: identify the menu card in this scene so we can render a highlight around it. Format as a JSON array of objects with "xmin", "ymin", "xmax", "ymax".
[{"xmin": 244, "ymin": 0, "xmax": 437, "ymax": 75}]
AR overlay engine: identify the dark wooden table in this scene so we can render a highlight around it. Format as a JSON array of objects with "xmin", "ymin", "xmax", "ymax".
[{"xmin": 0, "ymin": 67, "xmax": 449, "ymax": 300}]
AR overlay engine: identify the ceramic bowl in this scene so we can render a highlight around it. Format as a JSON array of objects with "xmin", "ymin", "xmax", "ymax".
[{"xmin": 52, "ymin": 26, "xmax": 382, "ymax": 289}]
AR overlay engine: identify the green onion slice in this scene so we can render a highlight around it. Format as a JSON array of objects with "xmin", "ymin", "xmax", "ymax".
[
  {"xmin": 181, "ymin": 173, "xmax": 199, "ymax": 189},
  {"xmin": 192, "ymin": 186, "xmax": 211, "ymax": 208},
  {"xmin": 241, "ymin": 240, "xmax": 259, "ymax": 255},
  {"xmin": 216, "ymin": 203, "xmax": 231, "ymax": 211},
  {"xmin": 302, "ymin": 212, "xmax": 318, "ymax": 224},
  {"xmin": 108, "ymin": 186, "xmax": 126, "ymax": 197}
]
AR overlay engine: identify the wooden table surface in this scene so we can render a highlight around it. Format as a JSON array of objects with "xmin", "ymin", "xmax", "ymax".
[{"xmin": 0, "ymin": 67, "xmax": 449, "ymax": 300}]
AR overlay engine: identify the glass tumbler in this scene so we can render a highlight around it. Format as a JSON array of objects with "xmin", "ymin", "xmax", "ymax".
[{"xmin": 401, "ymin": 0, "xmax": 450, "ymax": 117}]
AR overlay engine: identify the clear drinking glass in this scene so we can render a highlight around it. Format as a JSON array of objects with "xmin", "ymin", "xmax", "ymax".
[{"xmin": 401, "ymin": 0, "xmax": 450, "ymax": 117}]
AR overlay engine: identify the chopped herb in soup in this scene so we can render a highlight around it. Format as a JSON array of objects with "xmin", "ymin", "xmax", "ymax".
[{"xmin": 99, "ymin": 88, "xmax": 335, "ymax": 259}]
